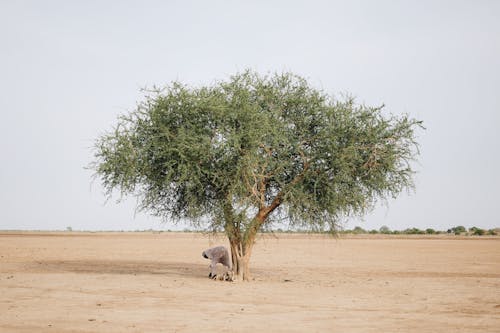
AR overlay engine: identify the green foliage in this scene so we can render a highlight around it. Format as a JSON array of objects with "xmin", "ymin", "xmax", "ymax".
[
  {"xmin": 487, "ymin": 229, "xmax": 497, "ymax": 236},
  {"xmin": 425, "ymin": 228, "xmax": 436, "ymax": 234},
  {"xmin": 379, "ymin": 225, "xmax": 391, "ymax": 234},
  {"xmin": 403, "ymin": 227, "xmax": 425, "ymax": 235},
  {"xmin": 469, "ymin": 227, "xmax": 485, "ymax": 236},
  {"xmin": 448, "ymin": 226, "xmax": 466, "ymax": 235},
  {"xmin": 473, "ymin": 228, "xmax": 485, "ymax": 236},
  {"xmin": 91, "ymin": 70, "xmax": 422, "ymax": 235},
  {"xmin": 352, "ymin": 226, "xmax": 367, "ymax": 234}
]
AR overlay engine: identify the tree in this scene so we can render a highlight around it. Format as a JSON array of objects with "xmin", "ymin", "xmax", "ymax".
[
  {"xmin": 487, "ymin": 229, "xmax": 498, "ymax": 236},
  {"xmin": 448, "ymin": 226, "xmax": 466, "ymax": 235},
  {"xmin": 352, "ymin": 226, "xmax": 367, "ymax": 234},
  {"xmin": 407, "ymin": 227, "xmax": 425, "ymax": 235},
  {"xmin": 91, "ymin": 70, "xmax": 423, "ymax": 281},
  {"xmin": 469, "ymin": 227, "xmax": 485, "ymax": 236},
  {"xmin": 379, "ymin": 225, "xmax": 391, "ymax": 234}
]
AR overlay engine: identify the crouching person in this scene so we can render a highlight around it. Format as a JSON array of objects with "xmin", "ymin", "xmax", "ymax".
[{"xmin": 202, "ymin": 246, "xmax": 233, "ymax": 281}]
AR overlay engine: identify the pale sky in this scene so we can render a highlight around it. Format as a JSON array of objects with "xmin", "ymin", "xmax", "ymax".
[{"xmin": 1, "ymin": 0, "xmax": 499, "ymax": 231}]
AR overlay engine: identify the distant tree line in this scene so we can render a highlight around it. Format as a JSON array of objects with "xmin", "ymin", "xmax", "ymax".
[
  {"xmin": 268, "ymin": 225, "xmax": 498, "ymax": 236},
  {"xmin": 337, "ymin": 225, "xmax": 498, "ymax": 236},
  {"xmin": 62, "ymin": 226, "xmax": 497, "ymax": 235}
]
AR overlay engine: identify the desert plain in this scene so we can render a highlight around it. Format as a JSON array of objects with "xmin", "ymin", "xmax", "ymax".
[{"xmin": 1, "ymin": 232, "xmax": 499, "ymax": 332}]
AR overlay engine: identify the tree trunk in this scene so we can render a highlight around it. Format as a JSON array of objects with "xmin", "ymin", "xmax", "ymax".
[
  {"xmin": 229, "ymin": 238, "xmax": 253, "ymax": 281},
  {"xmin": 225, "ymin": 206, "xmax": 274, "ymax": 281}
]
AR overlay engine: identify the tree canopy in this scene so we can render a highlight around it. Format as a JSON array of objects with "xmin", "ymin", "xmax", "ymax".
[{"xmin": 92, "ymin": 70, "xmax": 423, "ymax": 280}]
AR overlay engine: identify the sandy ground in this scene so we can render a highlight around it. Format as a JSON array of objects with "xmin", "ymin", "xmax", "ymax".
[{"xmin": 1, "ymin": 232, "xmax": 499, "ymax": 333}]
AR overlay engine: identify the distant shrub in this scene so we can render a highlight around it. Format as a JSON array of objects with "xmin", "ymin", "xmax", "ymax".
[
  {"xmin": 369, "ymin": 229, "xmax": 378, "ymax": 234},
  {"xmin": 352, "ymin": 226, "xmax": 366, "ymax": 234},
  {"xmin": 425, "ymin": 228, "xmax": 436, "ymax": 234},
  {"xmin": 404, "ymin": 227, "xmax": 425, "ymax": 235},
  {"xmin": 472, "ymin": 228, "xmax": 485, "ymax": 236},
  {"xmin": 379, "ymin": 226, "xmax": 391, "ymax": 234},
  {"xmin": 448, "ymin": 226, "xmax": 466, "ymax": 235},
  {"xmin": 474, "ymin": 229, "xmax": 485, "ymax": 236},
  {"xmin": 487, "ymin": 229, "xmax": 497, "ymax": 235},
  {"xmin": 468, "ymin": 226, "xmax": 486, "ymax": 236}
]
